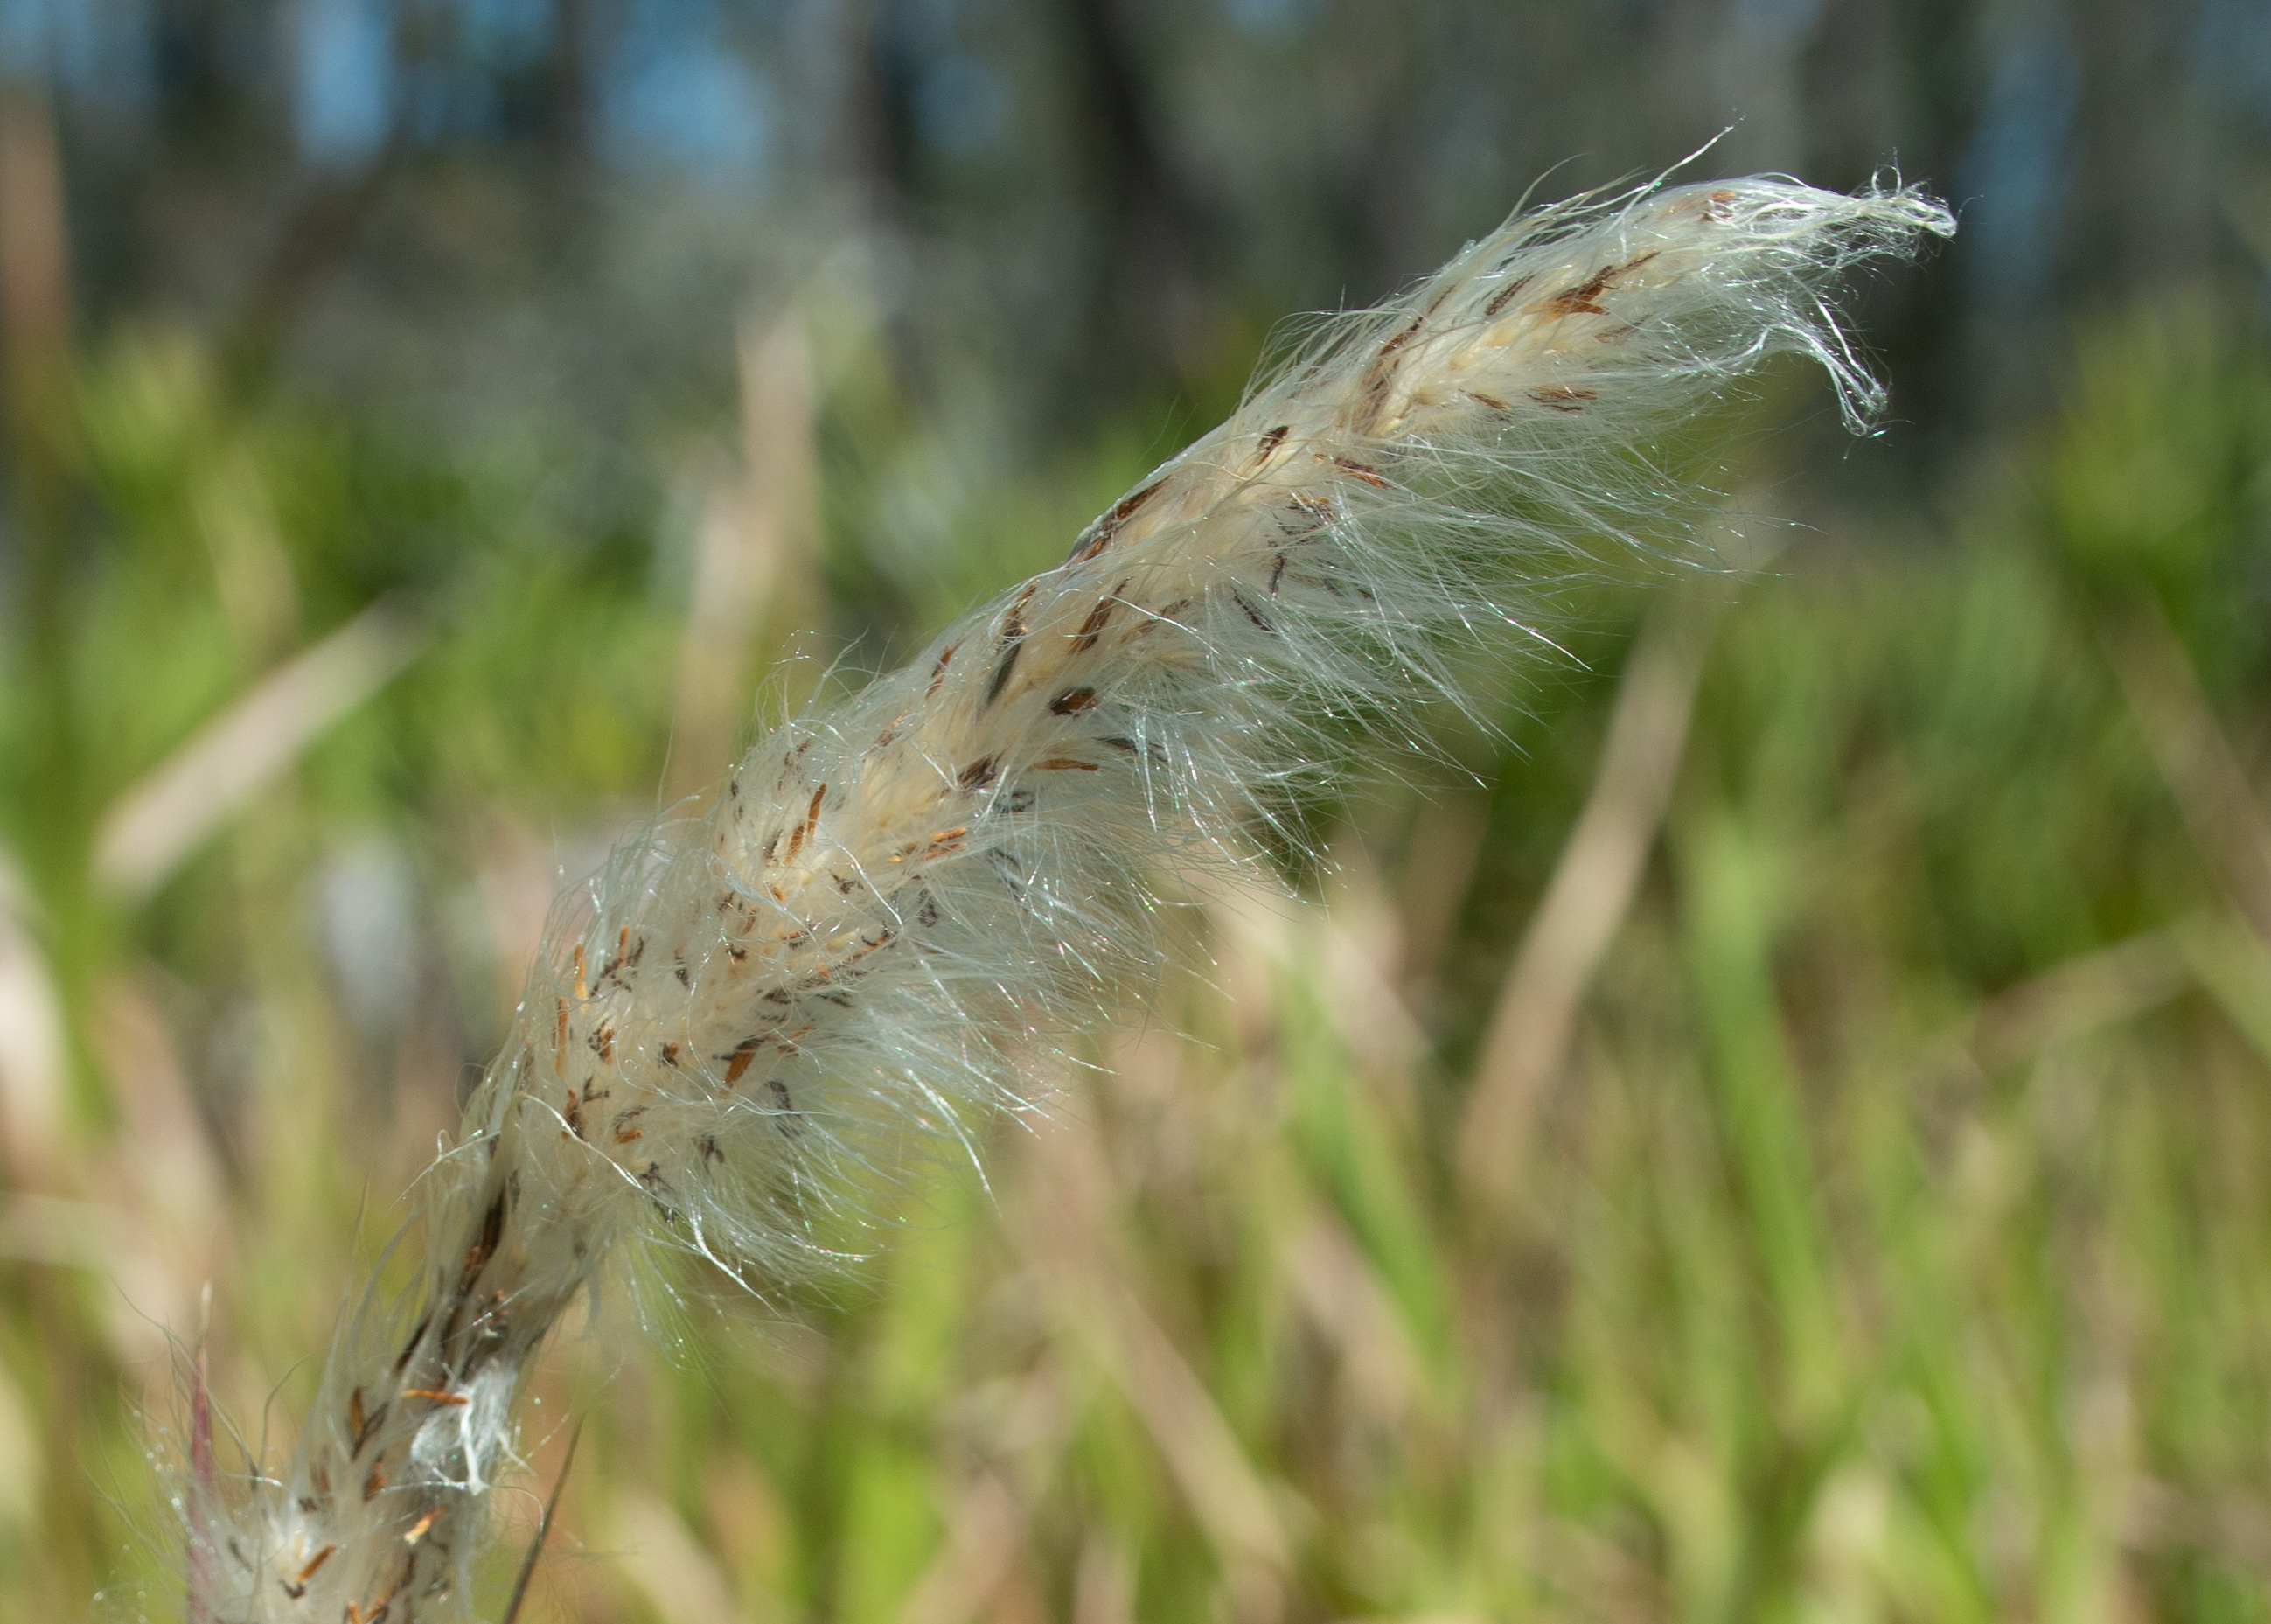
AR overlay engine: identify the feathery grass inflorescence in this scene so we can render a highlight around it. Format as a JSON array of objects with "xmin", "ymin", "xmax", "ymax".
[{"xmin": 176, "ymin": 173, "xmax": 1950, "ymax": 1621}]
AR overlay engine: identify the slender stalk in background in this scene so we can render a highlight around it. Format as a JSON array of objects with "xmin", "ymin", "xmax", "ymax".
[
  {"xmin": 1458, "ymin": 585, "xmax": 1719, "ymax": 1225},
  {"xmin": 177, "ymin": 174, "xmax": 1950, "ymax": 1622}
]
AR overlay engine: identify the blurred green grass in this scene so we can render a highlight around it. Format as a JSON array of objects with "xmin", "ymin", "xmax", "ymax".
[{"xmin": 6, "ymin": 290, "xmax": 2271, "ymax": 1624}]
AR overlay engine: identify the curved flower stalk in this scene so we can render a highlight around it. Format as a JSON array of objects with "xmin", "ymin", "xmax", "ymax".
[{"xmin": 178, "ymin": 174, "xmax": 1950, "ymax": 1621}]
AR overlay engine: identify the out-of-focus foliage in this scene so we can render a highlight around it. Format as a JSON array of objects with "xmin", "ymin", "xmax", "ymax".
[{"xmin": 6, "ymin": 2, "xmax": 2271, "ymax": 1621}]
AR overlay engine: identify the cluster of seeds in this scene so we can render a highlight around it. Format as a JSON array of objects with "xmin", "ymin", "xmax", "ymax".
[{"xmin": 179, "ymin": 173, "xmax": 1950, "ymax": 1623}]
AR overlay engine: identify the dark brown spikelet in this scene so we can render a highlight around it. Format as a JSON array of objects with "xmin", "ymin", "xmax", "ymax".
[{"xmin": 1066, "ymin": 478, "xmax": 1166, "ymax": 565}]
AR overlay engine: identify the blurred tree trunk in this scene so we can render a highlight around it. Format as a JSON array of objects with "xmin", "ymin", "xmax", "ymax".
[
  {"xmin": 843, "ymin": 0, "xmax": 933, "ymax": 399},
  {"xmin": 540, "ymin": 0, "xmax": 596, "ymax": 171},
  {"xmin": 1054, "ymin": 0, "xmax": 1213, "ymax": 391},
  {"xmin": 153, "ymin": 0, "xmax": 245, "ymax": 146}
]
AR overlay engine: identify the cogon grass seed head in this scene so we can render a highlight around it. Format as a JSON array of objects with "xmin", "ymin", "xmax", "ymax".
[{"xmin": 170, "ymin": 172, "xmax": 1952, "ymax": 1622}]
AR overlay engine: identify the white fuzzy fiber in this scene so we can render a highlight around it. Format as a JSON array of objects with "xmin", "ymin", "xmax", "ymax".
[{"xmin": 177, "ymin": 173, "xmax": 1951, "ymax": 1623}]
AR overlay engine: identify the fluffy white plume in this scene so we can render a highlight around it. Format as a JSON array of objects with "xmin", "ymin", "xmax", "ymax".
[{"xmin": 176, "ymin": 173, "xmax": 1951, "ymax": 1622}]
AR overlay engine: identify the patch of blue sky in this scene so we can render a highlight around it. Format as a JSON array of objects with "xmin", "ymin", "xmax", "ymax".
[
  {"xmin": 874, "ymin": 0, "xmax": 1007, "ymax": 157},
  {"xmin": 391, "ymin": 0, "xmax": 553, "ymax": 147},
  {"xmin": 916, "ymin": 53, "xmax": 1008, "ymax": 157},
  {"xmin": 292, "ymin": 0, "xmax": 397, "ymax": 168},
  {"xmin": 1220, "ymin": 0, "xmax": 1320, "ymax": 38},
  {"xmin": 1731, "ymin": 0, "xmax": 1824, "ymax": 45},
  {"xmin": 460, "ymin": 0, "xmax": 554, "ymax": 69},
  {"xmin": 0, "ymin": 0, "xmax": 152, "ymax": 113},
  {"xmin": 597, "ymin": 0, "xmax": 770, "ymax": 185},
  {"xmin": 2192, "ymin": 0, "xmax": 2271, "ymax": 132},
  {"xmin": 0, "ymin": 0, "xmax": 54, "ymax": 80},
  {"xmin": 400, "ymin": 55, "xmax": 460, "ymax": 148},
  {"xmin": 1954, "ymin": 29, "xmax": 2078, "ymax": 307}
]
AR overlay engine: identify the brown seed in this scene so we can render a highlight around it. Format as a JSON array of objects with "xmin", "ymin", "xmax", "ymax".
[
  {"xmin": 459, "ymin": 1191, "xmax": 506, "ymax": 1293},
  {"xmin": 1066, "ymin": 478, "xmax": 1166, "ymax": 565},
  {"xmin": 722, "ymin": 1035, "xmax": 767, "ymax": 1085},
  {"xmin": 1483, "ymin": 274, "xmax": 1534, "ymax": 317},
  {"xmin": 1331, "ymin": 457, "xmax": 1389, "ymax": 489},
  {"xmin": 1534, "ymin": 251, "xmax": 1656, "ymax": 318},
  {"xmin": 1528, "ymin": 385, "xmax": 1598, "ymax": 412},
  {"xmin": 786, "ymin": 785, "xmax": 825, "ymax": 860},
  {"xmin": 1538, "ymin": 265, "xmax": 1613, "ymax": 317},
  {"xmin": 1070, "ymin": 587, "xmax": 1125, "ymax": 655},
  {"xmin": 986, "ymin": 585, "xmax": 1039, "ymax": 706},
  {"xmin": 392, "ymin": 1314, "xmax": 430, "ymax": 1378}
]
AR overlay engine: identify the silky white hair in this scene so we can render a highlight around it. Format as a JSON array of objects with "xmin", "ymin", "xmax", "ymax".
[{"xmin": 174, "ymin": 172, "xmax": 1951, "ymax": 1623}]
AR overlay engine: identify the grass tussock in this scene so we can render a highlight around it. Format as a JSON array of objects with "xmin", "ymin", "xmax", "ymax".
[{"xmin": 4, "ymin": 269, "xmax": 2271, "ymax": 1622}]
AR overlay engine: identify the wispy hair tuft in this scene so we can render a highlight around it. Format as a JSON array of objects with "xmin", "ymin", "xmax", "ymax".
[{"xmin": 173, "ymin": 172, "xmax": 1950, "ymax": 1622}]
